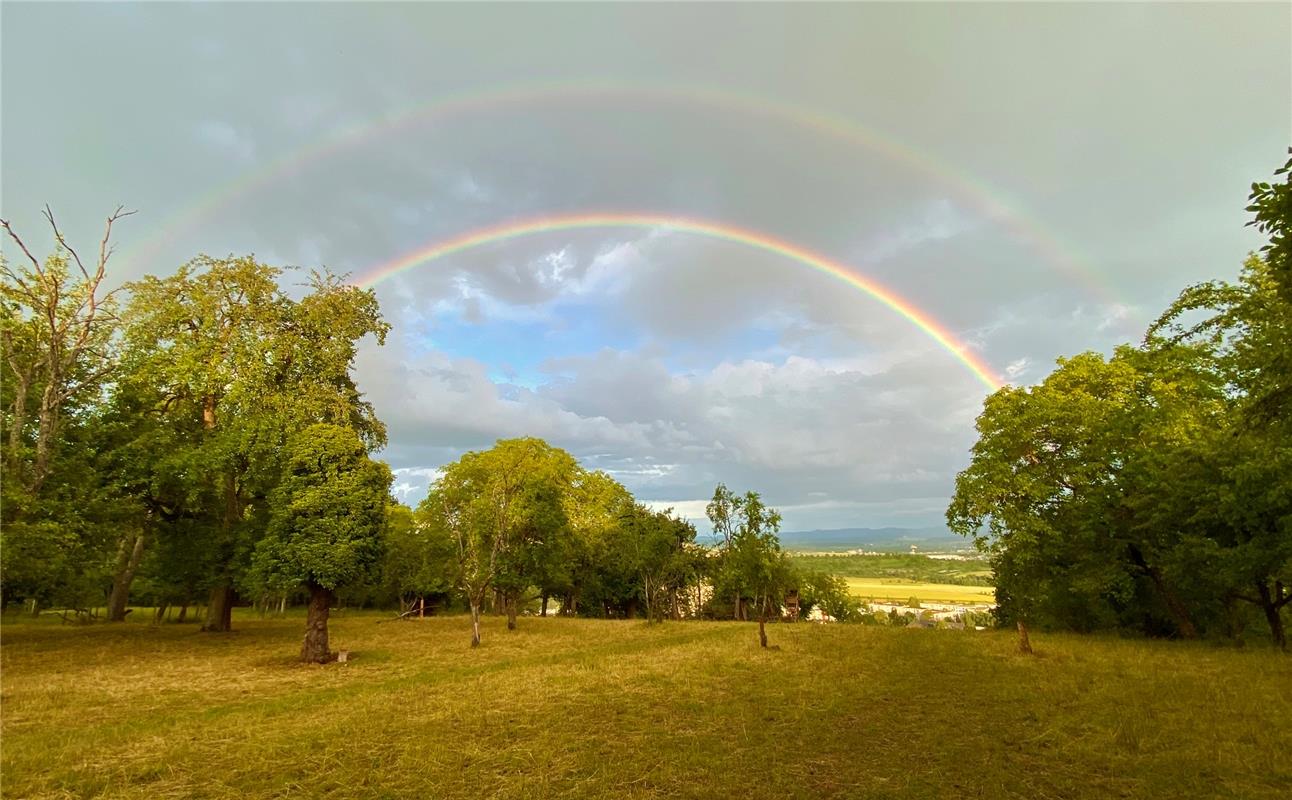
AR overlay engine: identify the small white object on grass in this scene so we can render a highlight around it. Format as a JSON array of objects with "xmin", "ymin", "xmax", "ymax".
[{"xmin": 337, "ymin": 649, "xmax": 349, "ymax": 663}]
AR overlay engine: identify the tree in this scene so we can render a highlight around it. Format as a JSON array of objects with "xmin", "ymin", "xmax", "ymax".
[
  {"xmin": 710, "ymin": 488, "xmax": 790, "ymax": 647},
  {"xmin": 621, "ymin": 504, "xmax": 698, "ymax": 623},
  {"xmin": 118, "ymin": 257, "xmax": 388, "ymax": 631},
  {"xmin": 947, "ymin": 349, "xmax": 1225, "ymax": 647},
  {"xmin": 1246, "ymin": 147, "xmax": 1292, "ymax": 303},
  {"xmin": 377, "ymin": 502, "xmax": 460, "ymax": 616},
  {"xmin": 562, "ymin": 469, "xmax": 635, "ymax": 617},
  {"xmin": 420, "ymin": 438, "xmax": 575, "ymax": 646},
  {"xmin": 1146, "ymin": 253, "xmax": 1292, "ymax": 648},
  {"xmin": 250, "ymin": 424, "xmax": 391, "ymax": 663},
  {"xmin": 2, "ymin": 207, "xmax": 132, "ymax": 613},
  {"xmin": 2, "ymin": 206, "xmax": 131, "ymax": 495}
]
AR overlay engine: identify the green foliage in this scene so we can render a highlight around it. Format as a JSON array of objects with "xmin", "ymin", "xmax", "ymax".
[
  {"xmin": 115, "ymin": 256, "xmax": 390, "ymax": 621},
  {"xmin": 419, "ymin": 438, "xmax": 577, "ymax": 616},
  {"xmin": 796, "ymin": 571, "xmax": 863, "ymax": 622},
  {"xmin": 250, "ymin": 424, "xmax": 391, "ymax": 593},
  {"xmin": 1, "ymin": 213, "xmax": 136, "ymax": 610},
  {"xmin": 707, "ymin": 485, "xmax": 793, "ymax": 623},
  {"xmin": 1245, "ymin": 147, "xmax": 1292, "ymax": 302},
  {"xmin": 949, "ymin": 153, "xmax": 1292, "ymax": 646}
]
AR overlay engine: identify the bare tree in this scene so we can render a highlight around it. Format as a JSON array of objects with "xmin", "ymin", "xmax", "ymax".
[{"xmin": 2, "ymin": 205, "xmax": 134, "ymax": 493}]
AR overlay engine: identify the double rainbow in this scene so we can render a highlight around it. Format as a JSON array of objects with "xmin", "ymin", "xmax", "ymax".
[{"xmin": 122, "ymin": 79, "xmax": 1110, "ymax": 304}]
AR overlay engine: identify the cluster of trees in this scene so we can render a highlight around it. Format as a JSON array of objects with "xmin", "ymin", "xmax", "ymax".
[
  {"xmin": 2, "ymin": 212, "xmax": 391, "ymax": 661},
  {"xmin": 403, "ymin": 441, "xmax": 861, "ymax": 647},
  {"xmin": 0, "ymin": 210, "xmax": 850, "ymax": 655},
  {"xmin": 949, "ymin": 153, "xmax": 1292, "ymax": 651}
]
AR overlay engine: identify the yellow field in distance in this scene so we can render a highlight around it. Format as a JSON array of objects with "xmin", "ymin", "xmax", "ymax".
[{"xmin": 844, "ymin": 578, "xmax": 996, "ymax": 605}]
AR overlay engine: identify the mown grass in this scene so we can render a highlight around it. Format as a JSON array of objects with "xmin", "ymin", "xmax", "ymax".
[
  {"xmin": 2, "ymin": 611, "xmax": 1289, "ymax": 799},
  {"xmin": 843, "ymin": 578, "xmax": 997, "ymax": 605}
]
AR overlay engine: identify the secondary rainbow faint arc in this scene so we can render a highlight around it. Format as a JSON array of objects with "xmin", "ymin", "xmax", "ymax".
[
  {"xmin": 122, "ymin": 80, "xmax": 1111, "ymax": 303},
  {"xmin": 355, "ymin": 213, "xmax": 1004, "ymax": 392}
]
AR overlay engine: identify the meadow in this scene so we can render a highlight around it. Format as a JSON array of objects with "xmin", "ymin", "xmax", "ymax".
[{"xmin": 3, "ymin": 611, "xmax": 1289, "ymax": 799}]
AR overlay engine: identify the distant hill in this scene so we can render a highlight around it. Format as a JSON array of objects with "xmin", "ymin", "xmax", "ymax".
[{"xmin": 777, "ymin": 526, "xmax": 969, "ymax": 552}]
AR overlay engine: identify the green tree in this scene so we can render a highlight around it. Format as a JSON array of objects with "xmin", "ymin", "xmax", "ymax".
[
  {"xmin": 250, "ymin": 424, "xmax": 391, "ymax": 663},
  {"xmin": 1, "ymin": 208, "xmax": 133, "ymax": 613},
  {"xmin": 621, "ymin": 504, "xmax": 698, "ymax": 623},
  {"xmin": 710, "ymin": 488, "xmax": 790, "ymax": 647},
  {"xmin": 948, "ymin": 349, "xmax": 1224, "ymax": 648},
  {"xmin": 420, "ymin": 438, "xmax": 575, "ymax": 646},
  {"xmin": 377, "ymin": 502, "xmax": 460, "ymax": 616},
  {"xmin": 1246, "ymin": 147, "xmax": 1292, "ymax": 302},
  {"xmin": 1146, "ymin": 253, "xmax": 1292, "ymax": 648},
  {"xmin": 118, "ymin": 256, "xmax": 387, "ymax": 631}
]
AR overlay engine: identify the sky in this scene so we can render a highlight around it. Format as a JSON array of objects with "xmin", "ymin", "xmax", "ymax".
[{"xmin": 3, "ymin": 2, "xmax": 1289, "ymax": 532}]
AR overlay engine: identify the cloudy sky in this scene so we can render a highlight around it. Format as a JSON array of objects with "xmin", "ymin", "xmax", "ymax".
[{"xmin": 4, "ymin": 3, "xmax": 1288, "ymax": 531}]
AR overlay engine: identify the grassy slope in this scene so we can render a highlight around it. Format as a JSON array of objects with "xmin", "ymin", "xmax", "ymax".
[{"xmin": 2, "ymin": 612, "xmax": 1289, "ymax": 799}]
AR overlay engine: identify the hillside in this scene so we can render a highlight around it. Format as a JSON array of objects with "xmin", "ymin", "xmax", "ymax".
[{"xmin": 3, "ymin": 612, "xmax": 1288, "ymax": 799}]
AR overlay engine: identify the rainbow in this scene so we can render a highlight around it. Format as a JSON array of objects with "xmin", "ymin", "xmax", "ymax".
[
  {"xmin": 355, "ymin": 213, "xmax": 1004, "ymax": 392},
  {"xmin": 121, "ymin": 79, "xmax": 1111, "ymax": 303}
]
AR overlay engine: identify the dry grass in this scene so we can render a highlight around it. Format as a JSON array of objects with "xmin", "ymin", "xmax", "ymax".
[{"xmin": 2, "ymin": 610, "xmax": 1289, "ymax": 799}]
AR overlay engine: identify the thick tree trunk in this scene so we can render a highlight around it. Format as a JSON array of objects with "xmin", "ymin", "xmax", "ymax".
[
  {"xmin": 1017, "ymin": 619, "xmax": 1034, "ymax": 655},
  {"xmin": 154, "ymin": 604, "xmax": 168, "ymax": 624},
  {"xmin": 202, "ymin": 585, "xmax": 235, "ymax": 632},
  {"xmin": 107, "ymin": 531, "xmax": 147, "ymax": 622},
  {"xmin": 469, "ymin": 601, "xmax": 482, "ymax": 647},
  {"xmin": 1256, "ymin": 582, "xmax": 1288, "ymax": 651},
  {"xmin": 506, "ymin": 593, "xmax": 517, "ymax": 631},
  {"xmin": 177, "ymin": 603, "xmax": 188, "ymax": 623},
  {"xmin": 541, "ymin": 594, "xmax": 548, "ymax": 617},
  {"xmin": 300, "ymin": 584, "xmax": 335, "ymax": 663}
]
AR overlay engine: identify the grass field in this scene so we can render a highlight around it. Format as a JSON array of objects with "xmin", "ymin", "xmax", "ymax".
[
  {"xmin": 843, "ymin": 578, "xmax": 997, "ymax": 605},
  {"xmin": 3, "ymin": 611, "xmax": 1290, "ymax": 799}
]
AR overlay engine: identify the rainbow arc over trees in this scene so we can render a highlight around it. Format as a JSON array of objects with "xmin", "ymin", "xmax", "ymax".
[{"xmin": 355, "ymin": 213, "xmax": 1004, "ymax": 392}]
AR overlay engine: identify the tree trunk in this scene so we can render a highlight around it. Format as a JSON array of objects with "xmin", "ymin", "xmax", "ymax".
[
  {"xmin": 758, "ymin": 599, "xmax": 769, "ymax": 649},
  {"xmin": 154, "ymin": 604, "xmax": 168, "ymax": 624},
  {"xmin": 1017, "ymin": 619, "xmax": 1034, "ymax": 655},
  {"xmin": 1257, "ymin": 581, "xmax": 1288, "ymax": 651},
  {"xmin": 107, "ymin": 531, "xmax": 147, "ymax": 622},
  {"xmin": 734, "ymin": 592, "xmax": 741, "ymax": 621},
  {"xmin": 300, "ymin": 584, "xmax": 335, "ymax": 663},
  {"xmin": 202, "ymin": 585, "xmax": 235, "ymax": 632},
  {"xmin": 469, "ymin": 601, "xmax": 482, "ymax": 647},
  {"xmin": 1129, "ymin": 546, "xmax": 1198, "ymax": 639},
  {"xmin": 506, "ymin": 593, "xmax": 517, "ymax": 631},
  {"xmin": 279, "ymin": 595, "xmax": 287, "ymax": 615},
  {"xmin": 177, "ymin": 603, "xmax": 188, "ymax": 623},
  {"xmin": 541, "ymin": 594, "xmax": 548, "ymax": 617}
]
